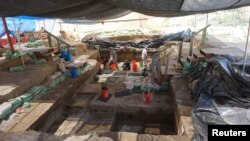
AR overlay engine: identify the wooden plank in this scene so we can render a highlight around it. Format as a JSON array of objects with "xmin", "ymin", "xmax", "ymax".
[
  {"xmin": 174, "ymin": 63, "xmax": 183, "ymax": 70},
  {"xmin": 177, "ymin": 41, "xmax": 183, "ymax": 63},
  {"xmin": 186, "ymin": 56, "xmax": 196, "ymax": 64},
  {"xmin": 55, "ymin": 120, "xmax": 71, "ymax": 135},
  {"xmin": 189, "ymin": 35, "xmax": 194, "ymax": 56},
  {"xmin": 6, "ymin": 60, "xmax": 99, "ymax": 133},
  {"xmin": 162, "ymin": 66, "xmax": 182, "ymax": 76},
  {"xmin": 194, "ymin": 24, "xmax": 211, "ymax": 35},
  {"xmin": 9, "ymin": 102, "xmax": 54, "ymax": 132},
  {"xmin": 200, "ymin": 28, "xmax": 207, "ymax": 48},
  {"xmin": 48, "ymin": 35, "xmax": 52, "ymax": 47},
  {"xmin": 200, "ymin": 47, "xmax": 244, "ymax": 57},
  {"xmin": 193, "ymin": 52, "xmax": 206, "ymax": 61},
  {"xmin": 55, "ymin": 112, "xmax": 86, "ymax": 136},
  {"xmin": 164, "ymin": 55, "xmax": 169, "ymax": 78}
]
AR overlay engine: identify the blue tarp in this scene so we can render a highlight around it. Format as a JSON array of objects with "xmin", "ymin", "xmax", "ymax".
[{"xmin": 0, "ymin": 17, "xmax": 38, "ymax": 38}]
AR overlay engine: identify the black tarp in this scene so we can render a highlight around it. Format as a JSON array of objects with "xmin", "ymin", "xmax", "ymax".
[
  {"xmin": 82, "ymin": 29, "xmax": 192, "ymax": 48},
  {"xmin": 0, "ymin": 0, "xmax": 249, "ymax": 19},
  {"xmin": 190, "ymin": 56, "xmax": 250, "ymax": 141}
]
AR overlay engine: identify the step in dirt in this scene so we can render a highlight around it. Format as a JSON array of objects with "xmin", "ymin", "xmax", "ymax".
[
  {"xmin": 173, "ymin": 63, "xmax": 183, "ymax": 70},
  {"xmin": 77, "ymin": 112, "xmax": 115, "ymax": 135},
  {"xmin": 0, "ymin": 62, "xmax": 57, "ymax": 103},
  {"xmin": 78, "ymin": 84, "xmax": 101, "ymax": 94},
  {"xmin": 69, "ymin": 92, "xmax": 97, "ymax": 108},
  {"xmin": 170, "ymin": 76, "xmax": 193, "ymax": 117},
  {"xmin": 4, "ymin": 59, "xmax": 99, "ymax": 132},
  {"xmin": 193, "ymin": 52, "xmax": 206, "ymax": 61},
  {"xmin": 55, "ymin": 110, "xmax": 87, "ymax": 136},
  {"xmin": 186, "ymin": 56, "xmax": 196, "ymax": 64},
  {"xmin": 161, "ymin": 66, "xmax": 183, "ymax": 76}
]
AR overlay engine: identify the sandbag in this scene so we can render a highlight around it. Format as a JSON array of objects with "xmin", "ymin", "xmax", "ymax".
[
  {"xmin": 9, "ymin": 66, "xmax": 25, "ymax": 72},
  {"xmin": 48, "ymin": 80, "xmax": 56, "ymax": 89},
  {"xmin": 5, "ymin": 51, "xmax": 21, "ymax": 60},
  {"xmin": 36, "ymin": 59, "xmax": 47, "ymax": 64},
  {"xmin": 27, "ymin": 86, "xmax": 44, "ymax": 95},
  {"xmin": 58, "ymin": 75, "xmax": 66, "ymax": 82},
  {"xmin": 48, "ymin": 71, "xmax": 62, "ymax": 80},
  {"xmin": 8, "ymin": 98, "xmax": 22, "ymax": 109},
  {"xmin": 58, "ymin": 59, "xmax": 66, "ymax": 72},
  {"xmin": 20, "ymin": 94, "xmax": 33, "ymax": 102},
  {"xmin": 0, "ymin": 102, "xmax": 13, "ymax": 119}
]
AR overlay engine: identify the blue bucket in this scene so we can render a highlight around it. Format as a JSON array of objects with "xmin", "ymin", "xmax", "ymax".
[
  {"xmin": 70, "ymin": 67, "xmax": 78, "ymax": 78},
  {"xmin": 60, "ymin": 50, "xmax": 67, "ymax": 58},
  {"xmin": 65, "ymin": 53, "xmax": 73, "ymax": 61}
]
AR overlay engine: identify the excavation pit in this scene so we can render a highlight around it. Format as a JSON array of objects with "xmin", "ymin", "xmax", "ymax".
[{"xmin": 111, "ymin": 112, "xmax": 176, "ymax": 135}]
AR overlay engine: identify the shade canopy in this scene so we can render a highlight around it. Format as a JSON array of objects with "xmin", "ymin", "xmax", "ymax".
[{"xmin": 0, "ymin": 0, "xmax": 249, "ymax": 20}]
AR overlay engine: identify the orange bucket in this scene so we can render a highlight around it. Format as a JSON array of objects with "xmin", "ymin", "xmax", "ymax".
[
  {"xmin": 143, "ymin": 92, "xmax": 153, "ymax": 104},
  {"xmin": 10, "ymin": 37, "xmax": 16, "ymax": 45},
  {"xmin": 0, "ymin": 39, "xmax": 7, "ymax": 45},
  {"xmin": 110, "ymin": 63, "xmax": 117, "ymax": 71},
  {"xmin": 131, "ymin": 59, "xmax": 136, "ymax": 64},
  {"xmin": 101, "ymin": 89, "xmax": 109, "ymax": 98},
  {"xmin": 132, "ymin": 63, "xmax": 138, "ymax": 72}
]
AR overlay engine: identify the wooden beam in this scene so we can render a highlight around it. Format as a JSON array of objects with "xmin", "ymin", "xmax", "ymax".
[
  {"xmin": 164, "ymin": 55, "xmax": 169, "ymax": 78},
  {"xmin": 194, "ymin": 24, "xmax": 211, "ymax": 35},
  {"xmin": 200, "ymin": 28, "xmax": 207, "ymax": 48},
  {"xmin": 178, "ymin": 41, "xmax": 183, "ymax": 63},
  {"xmin": 189, "ymin": 35, "xmax": 194, "ymax": 56},
  {"xmin": 2, "ymin": 17, "xmax": 14, "ymax": 52},
  {"xmin": 43, "ymin": 29, "xmax": 71, "ymax": 51},
  {"xmin": 162, "ymin": 49, "xmax": 166, "ymax": 64},
  {"xmin": 48, "ymin": 35, "xmax": 52, "ymax": 47}
]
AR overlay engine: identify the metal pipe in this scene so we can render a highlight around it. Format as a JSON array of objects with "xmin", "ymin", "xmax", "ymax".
[
  {"xmin": 206, "ymin": 13, "xmax": 209, "ymax": 26},
  {"xmin": 43, "ymin": 20, "xmax": 46, "ymax": 29},
  {"xmin": 13, "ymin": 18, "xmax": 25, "ymax": 69},
  {"xmin": 243, "ymin": 18, "xmax": 250, "ymax": 72},
  {"xmin": 2, "ymin": 17, "xmax": 15, "ymax": 52},
  {"xmin": 194, "ymin": 14, "xmax": 197, "ymax": 30}
]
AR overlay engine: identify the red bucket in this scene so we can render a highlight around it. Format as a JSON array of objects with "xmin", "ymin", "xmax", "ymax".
[
  {"xmin": 101, "ymin": 88, "xmax": 109, "ymax": 98},
  {"xmin": 143, "ymin": 92, "xmax": 153, "ymax": 104},
  {"xmin": 132, "ymin": 64, "xmax": 138, "ymax": 72}
]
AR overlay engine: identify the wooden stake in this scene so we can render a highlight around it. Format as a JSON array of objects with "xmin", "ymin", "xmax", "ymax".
[{"xmin": 2, "ymin": 17, "xmax": 14, "ymax": 52}]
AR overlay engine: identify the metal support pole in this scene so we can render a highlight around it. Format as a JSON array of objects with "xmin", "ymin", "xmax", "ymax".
[
  {"xmin": 204, "ymin": 13, "xmax": 209, "ymax": 48},
  {"xmin": 206, "ymin": 13, "xmax": 209, "ymax": 26},
  {"xmin": 139, "ymin": 14, "xmax": 142, "ymax": 29},
  {"xmin": 194, "ymin": 14, "xmax": 197, "ymax": 30},
  {"xmin": 2, "ymin": 17, "xmax": 14, "ymax": 52},
  {"xmin": 43, "ymin": 20, "xmax": 46, "ymax": 29},
  {"xmin": 243, "ymin": 19, "xmax": 250, "ymax": 72},
  {"xmin": 51, "ymin": 20, "xmax": 56, "ymax": 33},
  {"xmin": 189, "ymin": 35, "xmax": 194, "ymax": 56},
  {"xmin": 77, "ymin": 24, "xmax": 80, "ymax": 39},
  {"xmin": 13, "ymin": 18, "xmax": 25, "ymax": 69},
  {"xmin": 59, "ymin": 22, "xmax": 62, "ymax": 31}
]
